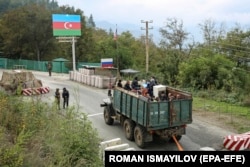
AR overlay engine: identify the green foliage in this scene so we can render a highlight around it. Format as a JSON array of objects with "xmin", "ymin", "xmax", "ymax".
[
  {"xmin": 0, "ymin": 3, "xmax": 57, "ymax": 60},
  {"xmin": 193, "ymin": 96, "xmax": 250, "ymax": 116},
  {"xmin": 0, "ymin": 0, "xmax": 250, "ymax": 107},
  {"xmin": 157, "ymin": 18, "xmax": 190, "ymax": 86},
  {"xmin": 193, "ymin": 96, "xmax": 250, "ymax": 133},
  {"xmin": 178, "ymin": 54, "xmax": 238, "ymax": 90},
  {"xmin": 0, "ymin": 127, "xmax": 26, "ymax": 167},
  {"xmin": 87, "ymin": 14, "xmax": 96, "ymax": 28},
  {"xmin": 0, "ymin": 1, "xmax": 85, "ymax": 61},
  {"xmin": 41, "ymin": 110, "xmax": 102, "ymax": 167},
  {"xmin": 157, "ymin": 51, "xmax": 182, "ymax": 85},
  {"xmin": 0, "ymin": 92, "xmax": 102, "ymax": 167},
  {"xmin": 194, "ymin": 90, "xmax": 240, "ymax": 104}
]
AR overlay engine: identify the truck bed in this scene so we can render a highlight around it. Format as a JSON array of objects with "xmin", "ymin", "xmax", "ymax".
[{"xmin": 112, "ymin": 87, "xmax": 193, "ymax": 130}]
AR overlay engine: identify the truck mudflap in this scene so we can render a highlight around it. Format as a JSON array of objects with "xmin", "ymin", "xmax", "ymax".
[{"xmin": 155, "ymin": 125, "xmax": 186, "ymax": 139}]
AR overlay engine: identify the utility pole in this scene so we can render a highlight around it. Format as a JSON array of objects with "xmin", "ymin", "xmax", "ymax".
[
  {"xmin": 141, "ymin": 20, "xmax": 153, "ymax": 73},
  {"xmin": 114, "ymin": 24, "xmax": 120, "ymax": 78}
]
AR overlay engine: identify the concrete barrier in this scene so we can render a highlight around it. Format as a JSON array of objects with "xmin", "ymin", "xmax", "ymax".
[
  {"xmin": 99, "ymin": 138, "xmax": 122, "ymax": 162},
  {"xmin": 99, "ymin": 138, "xmax": 135, "ymax": 164},
  {"xmin": 200, "ymin": 147, "xmax": 216, "ymax": 151},
  {"xmin": 123, "ymin": 147, "xmax": 136, "ymax": 151},
  {"xmin": 104, "ymin": 143, "xmax": 130, "ymax": 151}
]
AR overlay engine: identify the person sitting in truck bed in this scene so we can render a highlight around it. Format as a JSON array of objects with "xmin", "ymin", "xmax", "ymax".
[
  {"xmin": 159, "ymin": 91, "xmax": 167, "ymax": 101},
  {"xmin": 168, "ymin": 93, "xmax": 175, "ymax": 101},
  {"xmin": 154, "ymin": 97, "xmax": 160, "ymax": 102},
  {"xmin": 141, "ymin": 87, "xmax": 148, "ymax": 96},
  {"xmin": 131, "ymin": 77, "xmax": 140, "ymax": 90},
  {"xmin": 176, "ymin": 94, "xmax": 181, "ymax": 99},
  {"xmin": 124, "ymin": 80, "xmax": 132, "ymax": 91},
  {"xmin": 145, "ymin": 93, "xmax": 155, "ymax": 102},
  {"xmin": 147, "ymin": 76, "xmax": 157, "ymax": 97},
  {"xmin": 117, "ymin": 79, "xmax": 123, "ymax": 88}
]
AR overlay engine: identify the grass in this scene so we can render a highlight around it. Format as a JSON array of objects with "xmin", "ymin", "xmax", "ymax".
[
  {"xmin": 193, "ymin": 96, "xmax": 250, "ymax": 133},
  {"xmin": 194, "ymin": 97, "xmax": 250, "ymax": 115}
]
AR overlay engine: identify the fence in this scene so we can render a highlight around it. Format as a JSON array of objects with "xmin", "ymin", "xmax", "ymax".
[{"xmin": 0, "ymin": 58, "xmax": 101, "ymax": 73}]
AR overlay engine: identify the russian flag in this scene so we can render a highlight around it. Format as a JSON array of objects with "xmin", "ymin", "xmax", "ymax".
[{"xmin": 101, "ymin": 58, "xmax": 113, "ymax": 68}]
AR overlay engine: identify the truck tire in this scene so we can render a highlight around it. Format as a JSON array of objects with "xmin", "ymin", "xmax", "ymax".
[
  {"xmin": 104, "ymin": 106, "xmax": 114, "ymax": 125},
  {"xmin": 123, "ymin": 119, "xmax": 135, "ymax": 141},
  {"xmin": 134, "ymin": 125, "xmax": 146, "ymax": 148}
]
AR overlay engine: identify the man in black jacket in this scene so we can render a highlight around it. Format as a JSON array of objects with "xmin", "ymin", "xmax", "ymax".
[
  {"xmin": 131, "ymin": 77, "xmax": 140, "ymax": 90},
  {"xmin": 62, "ymin": 87, "xmax": 69, "ymax": 109}
]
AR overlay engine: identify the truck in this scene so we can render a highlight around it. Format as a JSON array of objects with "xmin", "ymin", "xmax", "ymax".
[{"xmin": 100, "ymin": 84, "xmax": 193, "ymax": 148}]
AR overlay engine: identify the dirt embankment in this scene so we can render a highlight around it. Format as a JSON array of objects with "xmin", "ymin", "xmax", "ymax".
[{"xmin": 0, "ymin": 70, "xmax": 42, "ymax": 93}]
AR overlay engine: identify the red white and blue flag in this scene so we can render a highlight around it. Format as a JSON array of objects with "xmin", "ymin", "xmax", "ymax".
[{"xmin": 101, "ymin": 58, "xmax": 113, "ymax": 68}]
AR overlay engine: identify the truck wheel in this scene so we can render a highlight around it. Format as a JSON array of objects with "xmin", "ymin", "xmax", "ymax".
[
  {"xmin": 169, "ymin": 135, "xmax": 182, "ymax": 142},
  {"xmin": 123, "ymin": 119, "xmax": 135, "ymax": 141},
  {"xmin": 134, "ymin": 125, "xmax": 146, "ymax": 148},
  {"xmin": 104, "ymin": 106, "xmax": 114, "ymax": 125}
]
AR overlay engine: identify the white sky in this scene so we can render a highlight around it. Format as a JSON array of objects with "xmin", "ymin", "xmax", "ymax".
[
  {"xmin": 56, "ymin": 0, "xmax": 250, "ymax": 26},
  {"xmin": 56, "ymin": 0, "xmax": 250, "ymax": 41}
]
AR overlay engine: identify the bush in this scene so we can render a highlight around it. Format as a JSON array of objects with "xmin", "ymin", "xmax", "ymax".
[
  {"xmin": 242, "ymin": 97, "xmax": 250, "ymax": 107},
  {"xmin": 0, "ymin": 92, "xmax": 102, "ymax": 167}
]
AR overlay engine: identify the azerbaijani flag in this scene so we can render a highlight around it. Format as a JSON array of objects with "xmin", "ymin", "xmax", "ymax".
[{"xmin": 52, "ymin": 14, "xmax": 81, "ymax": 36}]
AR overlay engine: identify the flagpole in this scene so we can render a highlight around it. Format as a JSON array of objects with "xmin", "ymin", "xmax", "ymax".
[
  {"xmin": 114, "ymin": 24, "xmax": 120, "ymax": 78},
  {"xmin": 72, "ymin": 36, "xmax": 76, "ymax": 71}
]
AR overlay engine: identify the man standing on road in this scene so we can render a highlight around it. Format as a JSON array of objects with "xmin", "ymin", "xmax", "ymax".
[
  {"xmin": 55, "ymin": 88, "xmax": 60, "ymax": 109},
  {"xmin": 62, "ymin": 87, "xmax": 69, "ymax": 109},
  {"xmin": 47, "ymin": 62, "xmax": 52, "ymax": 76}
]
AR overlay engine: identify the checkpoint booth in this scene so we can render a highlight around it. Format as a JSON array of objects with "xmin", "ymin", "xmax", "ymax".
[{"xmin": 70, "ymin": 58, "xmax": 117, "ymax": 89}]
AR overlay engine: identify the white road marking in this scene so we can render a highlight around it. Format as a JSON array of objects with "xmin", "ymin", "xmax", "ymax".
[{"xmin": 88, "ymin": 113, "xmax": 103, "ymax": 117}]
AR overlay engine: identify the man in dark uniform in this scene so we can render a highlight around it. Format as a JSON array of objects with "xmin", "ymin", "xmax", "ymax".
[
  {"xmin": 131, "ymin": 76, "xmax": 140, "ymax": 90},
  {"xmin": 47, "ymin": 62, "xmax": 52, "ymax": 76},
  {"xmin": 55, "ymin": 88, "xmax": 60, "ymax": 109},
  {"xmin": 117, "ymin": 79, "xmax": 123, "ymax": 88},
  {"xmin": 62, "ymin": 87, "xmax": 69, "ymax": 109}
]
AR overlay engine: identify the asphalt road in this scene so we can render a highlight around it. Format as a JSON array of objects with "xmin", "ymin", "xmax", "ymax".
[{"xmin": 0, "ymin": 70, "xmax": 234, "ymax": 151}]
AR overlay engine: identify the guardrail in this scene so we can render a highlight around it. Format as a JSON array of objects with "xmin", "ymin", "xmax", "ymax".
[{"xmin": 13, "ymin": 65, "xmax": 27, "ymax": 70}]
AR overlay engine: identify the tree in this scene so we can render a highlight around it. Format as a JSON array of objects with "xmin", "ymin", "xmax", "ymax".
[
  {"xmin": 198, "ymin": 19, "xmax": 226, "ymax": 47},
  {"xmin": 0, "ymin": 0, "xmax": 59, "ymax": 15},
  {"xmin": 159, "ymin": 18, "xmax": 189, "ymax": 51},
  {"xmin": 0, "ymin": 0, "xmax": 10, "ymax": 15},
  {"xmin": 217, "ymin": 25, "xmax": 250, "ymax": 62},
  {"xmin": 177, "ymin": 54, "xmax": 244, "ymax": 92},
  {"xmin": 0, "ymin": 4, "xmax": 57, "ymax": 60},
  {"xmin": 158, "ymin": 18, "xmax": 190, "ymax": 85},
  {"xmin": 87, "ymin": 14, "xmax": 95, "ymax": 28}
]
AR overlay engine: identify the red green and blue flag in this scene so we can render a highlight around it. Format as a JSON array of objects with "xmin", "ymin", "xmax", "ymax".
[{"xmin": 52, "ymin": 14, "xmax": 81, "ymax": 36}]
